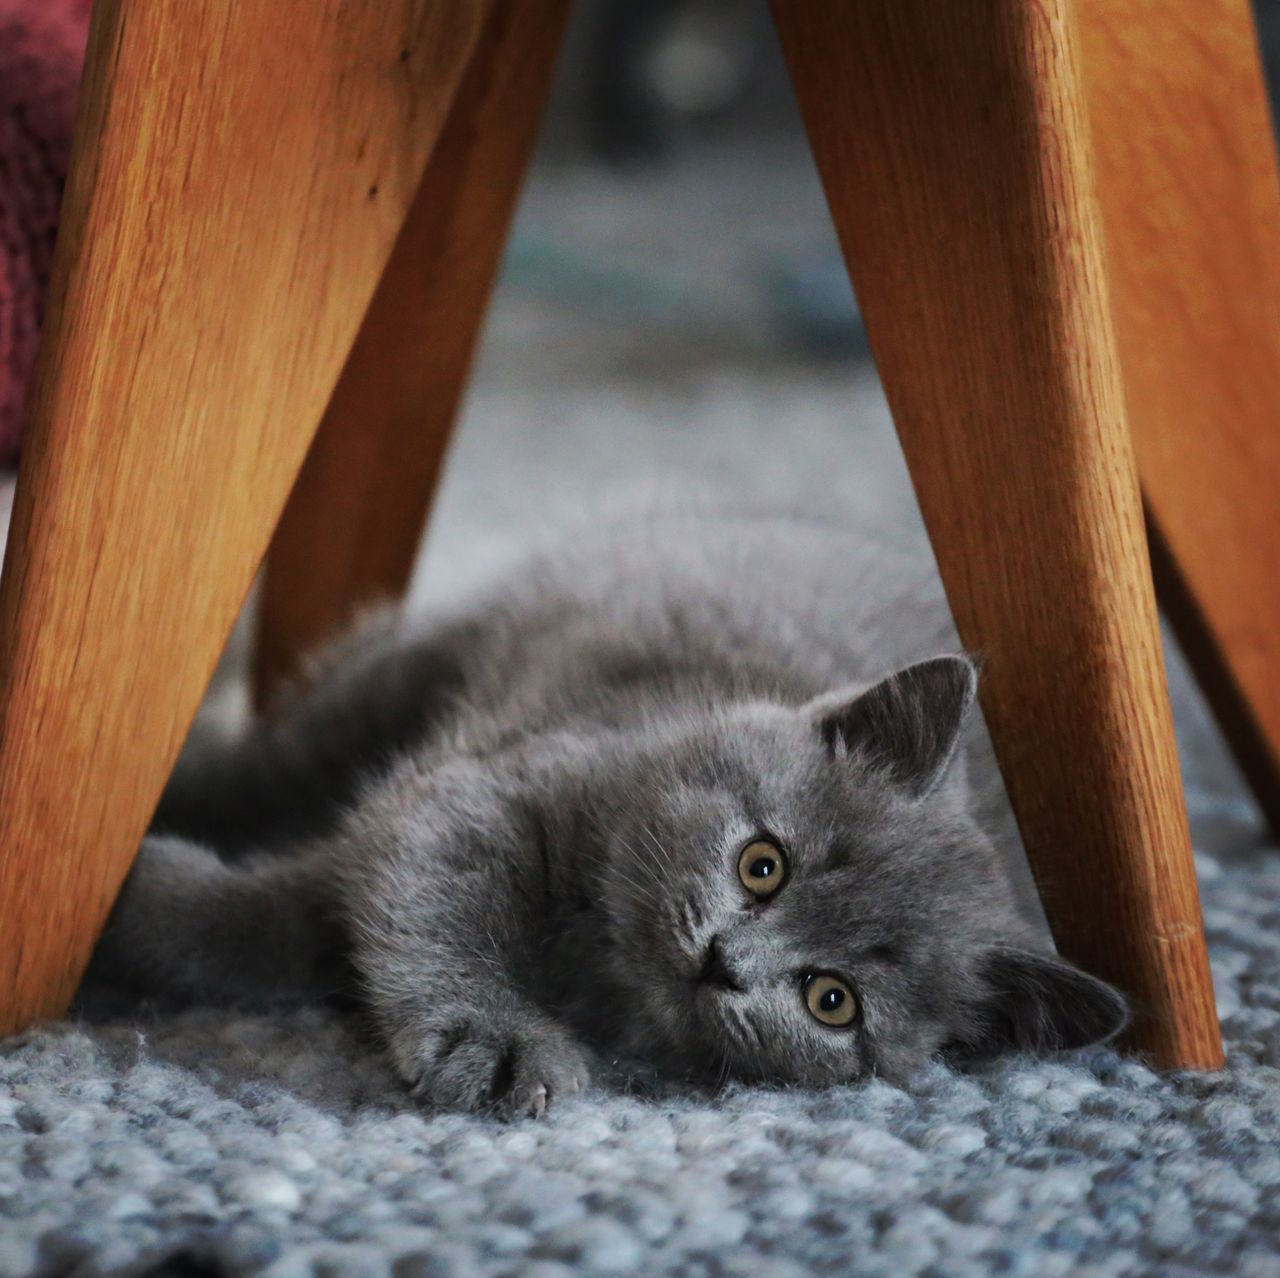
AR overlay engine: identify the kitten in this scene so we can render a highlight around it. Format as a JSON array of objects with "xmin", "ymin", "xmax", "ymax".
[{"xmin": 87, "ymin": 507, "xmax": 1127, "ymax": 1116}]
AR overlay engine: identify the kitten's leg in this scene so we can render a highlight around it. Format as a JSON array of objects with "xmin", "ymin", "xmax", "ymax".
[
  {"xmin": 334, "ymin": 772, "xmax": 591, "ymax": 1117},
  {"xmin": 155, "ymin": 610, "xmax": 475, "ymax": 854},
  {"xmin": 376, "ymin": 972, "xmax": 591, "ymax": 1120},
  {"xmin": 84, "ymin": 836, "xmax": 345, "ymax": 1008}
]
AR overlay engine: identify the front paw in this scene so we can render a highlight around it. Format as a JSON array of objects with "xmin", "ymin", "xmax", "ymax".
[{"xmin": 392, "ymin": 1019, "xmax": 591, "ymax": 1118}]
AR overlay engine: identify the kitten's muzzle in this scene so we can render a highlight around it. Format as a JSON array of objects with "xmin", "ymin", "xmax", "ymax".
[{"xmin": 696, "ymin": 935, "xmax": 745, "ymax": 993}]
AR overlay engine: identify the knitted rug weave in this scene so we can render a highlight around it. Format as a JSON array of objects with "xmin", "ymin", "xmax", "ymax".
[{"xmin": 1, "ymin": 836, "xmax": 1278, "ymax": 1278}]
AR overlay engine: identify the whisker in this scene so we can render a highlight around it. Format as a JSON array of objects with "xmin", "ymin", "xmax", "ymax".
[
  {"xmin": 638, "ymin": 822, "xmax": 677, "ymax": 872},
  {"xmin": 584, "ymin": 838, "xmax": 665, "ymax": 896},
  {"xmin": 576, "ymin": 844, "xmax": 647, "ymax": 894}
]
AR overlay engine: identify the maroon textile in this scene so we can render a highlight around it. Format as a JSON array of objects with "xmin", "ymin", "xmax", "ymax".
[{"xmin": 0, "ymin": 0, "xmax": 91, "ymax": 466}]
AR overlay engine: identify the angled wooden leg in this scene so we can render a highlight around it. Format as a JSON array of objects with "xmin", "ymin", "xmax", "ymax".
[
  {"xmin": 1079, "ymin": 0, "xmax": 1280, "ymax": 835},
  {"xmin": 0, "ymin": 0, "xmax": 491, "ymax": 1033},
  {"xmin": 254, "ymin": 0, "xmax": 571, "ymax": 705},
  {"xmin": 772, "ymin": 0, "xmax": 1222, "ymax": 1068}
]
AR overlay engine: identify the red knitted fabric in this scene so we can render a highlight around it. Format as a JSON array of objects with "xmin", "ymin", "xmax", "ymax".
[{"xmin": 0, "ymin": 0, "xmax": 91, "ymax": 467}]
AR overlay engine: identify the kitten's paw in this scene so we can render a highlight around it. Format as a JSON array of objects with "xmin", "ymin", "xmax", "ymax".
[
  {"xmin": 84, "ymin": 835, "xmax": 227, "ymax": 996},
  {"xmin": 395, "ymin": 1020, "xmax": 590, "ymax": 1118}
]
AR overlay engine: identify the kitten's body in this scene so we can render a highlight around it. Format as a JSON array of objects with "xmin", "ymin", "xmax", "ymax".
[{"xmin": 90, "ymin": 508, "xmax": 1124, "ymax": 1115}]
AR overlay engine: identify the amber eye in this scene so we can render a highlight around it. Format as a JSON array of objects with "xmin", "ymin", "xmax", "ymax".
[
  {"xmin": 737, "ymin": 838, "xmax": 787, "ymax": 898},
  {"xmin": 803, "ymin": 973, "xmax": 858, "ymax": 1028}
]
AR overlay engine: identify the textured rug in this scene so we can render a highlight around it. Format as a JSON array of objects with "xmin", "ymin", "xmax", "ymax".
[{"xmin": 3, "ymin": 833, "xmax": 1280, "ymax": 1277}]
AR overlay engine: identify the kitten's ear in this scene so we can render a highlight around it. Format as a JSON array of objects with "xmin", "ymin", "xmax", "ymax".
[
  {"xmin": 810, "ymin": 655, "xmax": 977, "ymax": 797},
  {"xmin": 954, "ymin": 947, "xmax": 1129, "ymax": 1058}
]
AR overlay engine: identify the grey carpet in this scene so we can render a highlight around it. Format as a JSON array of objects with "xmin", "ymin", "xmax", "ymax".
[
  {"xmin": 4, "ymin": 139, "xmax": 1278, "ymax": 1274},
  {"xmin": 3, "ymin": 835, "xmax": 1280, "ymax": 1278}
]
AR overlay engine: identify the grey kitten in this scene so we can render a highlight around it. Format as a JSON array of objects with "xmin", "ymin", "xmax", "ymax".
[{"xmin": 87, "ymin": 507, "xmax": 1127, "ymax": 1116}]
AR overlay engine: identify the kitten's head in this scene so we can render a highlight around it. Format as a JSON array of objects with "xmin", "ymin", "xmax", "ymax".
[{"xmin": 595, "ymin": 655, "xmax": 1127, "ymax": 1086}]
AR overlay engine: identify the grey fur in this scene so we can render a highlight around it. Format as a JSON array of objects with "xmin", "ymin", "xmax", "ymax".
[{"xmin": 86, "ymin": 507, "xmax": 1126, "ymax": 1116}]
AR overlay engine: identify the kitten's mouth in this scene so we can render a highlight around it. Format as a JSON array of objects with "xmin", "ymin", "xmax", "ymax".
[
  {"xmin": 692, "ymin": 935, "xmax": 746, "ymax": 994},
  {"xmin": 692, "ymin": 977, "xmax": 744, "ymax": 1004},
  {"xmin": 681, "ymin": 971, "xmax": 738, "ymax": 1020}
]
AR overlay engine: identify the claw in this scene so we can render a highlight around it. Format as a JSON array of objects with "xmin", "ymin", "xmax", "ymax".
[{"xmin": 523, "ymin": 1084, "xmax": 549, "ymax": 1118}]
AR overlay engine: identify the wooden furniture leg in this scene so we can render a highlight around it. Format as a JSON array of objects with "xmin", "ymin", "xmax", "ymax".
[
  {"xmin": 254, "ymin": 0, "xmax": 570, "ymax": 705},
  {"xmin": 0, "ymin": 0, "xmax": 491, "ymax": 1034},
  {"xmin": 1079, "ymin": 0, "xmax": 1280, "ymax": 836},
  {"xmin": 771, "ymin": 0, "xmax": 1222, "ymax": 1067}
]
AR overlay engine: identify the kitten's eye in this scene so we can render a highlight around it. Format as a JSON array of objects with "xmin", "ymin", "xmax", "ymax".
[
  {"xmin": 737, "ymin": 839, "xmax": 787, "ymax": 898},
  {"xmin": 802, "ymin": 973, "xmax": 859, "ymax": 1028}
]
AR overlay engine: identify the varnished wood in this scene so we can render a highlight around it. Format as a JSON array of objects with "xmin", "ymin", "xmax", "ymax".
[
  {"xmin": 1079, "ymin": 0, "xmax": 1280, "ymax": 834},
  {"xmin": 255, "ymin": 0, "xmax": 570, "ymax": 704},
  {"xmin": 771, "ymin": 0, "xmax": 1222, "ymax": 1067},
  {"xmin": 0, "ymin": 0, "xmax": 491, "ymax": 1033}
]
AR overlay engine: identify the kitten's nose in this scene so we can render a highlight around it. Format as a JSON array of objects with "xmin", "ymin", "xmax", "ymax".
[{"xmin": 697, "ymin": 935, "xmax": 744, "ymax": 992}]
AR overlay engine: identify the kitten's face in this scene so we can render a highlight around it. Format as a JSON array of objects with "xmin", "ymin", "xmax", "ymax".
[{"xmin": 595, "ymin": 658, "xmax": 1126, "ymax": 1085}]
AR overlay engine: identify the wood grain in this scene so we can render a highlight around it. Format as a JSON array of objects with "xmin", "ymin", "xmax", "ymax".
[
  {"xmin": 255, "ymin": 0, "xmax": 570, "ymax": 705},
  {"xmin": 0, "ymin": 0, "xmax": 490, "ymax": 1034},
  {"xmin": 771, "ymin": 0, "xmax": 1222, "ymax": 1068},
  {"xmin": 1079, "ymin": 0, "xmax": 1280, "ymax": 834}
]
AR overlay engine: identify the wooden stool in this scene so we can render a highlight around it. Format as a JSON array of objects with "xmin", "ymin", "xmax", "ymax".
[{"xmin": 3, "ymin": 0, "xmax": 1277, "ymax": 1072}]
